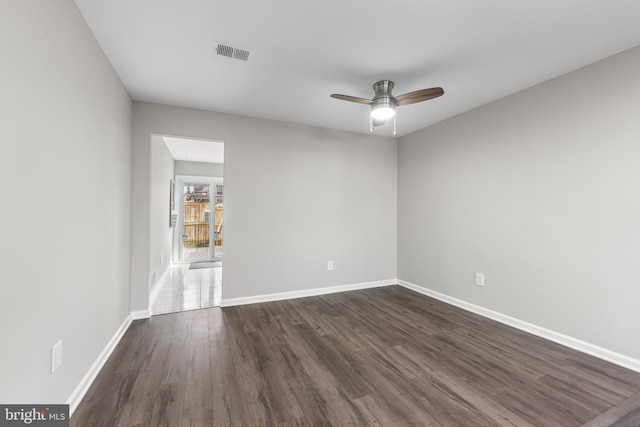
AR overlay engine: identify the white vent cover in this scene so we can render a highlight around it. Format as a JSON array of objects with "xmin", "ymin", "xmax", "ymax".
[{"xmin": 215, "ymin": 43, "xmax": 251, "ymax": 62}]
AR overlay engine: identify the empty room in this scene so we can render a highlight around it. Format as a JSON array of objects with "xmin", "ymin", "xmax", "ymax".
[{"xmin": 1, "ymin": 1, "xmax": 640, "ymax": 426}]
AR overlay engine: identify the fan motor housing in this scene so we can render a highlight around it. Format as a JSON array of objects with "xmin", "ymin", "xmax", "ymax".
[{"xmin": 373, "ymin": 80, "xmax": 395, "ymax": 99}]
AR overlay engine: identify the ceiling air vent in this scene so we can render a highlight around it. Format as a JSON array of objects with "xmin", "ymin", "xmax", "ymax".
[{"xmin": 215, "ymin": 43, "xmax": 251, "ymax": 62}]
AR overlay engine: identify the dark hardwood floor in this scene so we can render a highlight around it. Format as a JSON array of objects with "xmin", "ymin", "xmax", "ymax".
[{"xmin": 71, "ymin": 286, "xmax": 640, "ymax": 426}]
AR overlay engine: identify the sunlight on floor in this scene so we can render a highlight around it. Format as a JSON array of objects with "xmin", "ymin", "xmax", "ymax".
[{"xmin": 151, "ymin": 262, "xmax": 222, "ymax": 315}]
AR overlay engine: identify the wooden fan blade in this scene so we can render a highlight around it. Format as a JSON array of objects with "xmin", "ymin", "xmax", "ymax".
[
  {"xmin": 395, "ymin": 87, "xmax": 444, "ymax": 106},
  {"xmin": 330, "ymin": 94, "xmax": 373, "ymax": 105}
]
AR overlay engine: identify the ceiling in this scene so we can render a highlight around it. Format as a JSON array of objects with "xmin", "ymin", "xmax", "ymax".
[
  {"xmin": 163, "ymin": 136, "xmax": 224, "ymax": 163},
  {"xmin": 74, "ymin": 0, "xmax": 640, "ymax": 137}
]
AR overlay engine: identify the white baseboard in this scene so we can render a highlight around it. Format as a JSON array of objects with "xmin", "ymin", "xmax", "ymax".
[
  {"xmin": 67, "ymin": 313, "xmax": 133, "ymax": 417},
  {"xmin": 398, "ymin": 279, "xmax": 640, "ymax": 373},
  {"xmin": 131, "ymin": 309, "xmax": 151, "ymax": 320},
  {"xmin": 149, "ymin": 264, "xmax": 172, "ymax": 306},
  {"xmin": 221, "ymin": 279, "xmax": 396, "ymax": 307}
]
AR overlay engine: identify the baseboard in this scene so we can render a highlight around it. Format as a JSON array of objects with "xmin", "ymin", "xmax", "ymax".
[
  {"xmin": 131, "ymin": 309, "xmax": 151, "ymax": 320},
  {"xmin": 149, "ymin": 264, "xmax": 172, "ymax": 306},
  {"xmin": 398, "ymin": 279, "xmax": 640, "ymax": 373},
  {"xmin": 67, "ymin": 313, "xmax": 133, "ymax": 417},
  {"xmin": 221, "ymin": 279, "xmax": 396, "ymax": 307}
]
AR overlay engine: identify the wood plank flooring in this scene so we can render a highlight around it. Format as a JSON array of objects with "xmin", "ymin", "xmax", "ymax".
[{"xmin": 71, "ymin": 286, "xmax": 640, "ymax": 426}]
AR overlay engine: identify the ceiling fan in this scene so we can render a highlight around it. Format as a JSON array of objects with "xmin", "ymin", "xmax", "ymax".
[{"xmin": 330, "ymin": 80, "xmax": 444, "ymax": 135}]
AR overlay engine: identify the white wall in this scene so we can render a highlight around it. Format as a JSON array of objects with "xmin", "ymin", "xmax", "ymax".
[
  {"xmin": 175, "ymin": 160, "xmax": 223, "ymax": 178},
  {"xmin": 132, "ymin": 102, "xmax": 397, "ymax": 308},
  {"xmin": 0, "ymin": 0, "xmax": 132, "ymax": 403},
  {"xmin": 150, "ymin": 136, "xmax": 175, "ymax": 286},
  {"xmin": 398, "ymin": 46, "xmax": 640, "ymax": 360}
]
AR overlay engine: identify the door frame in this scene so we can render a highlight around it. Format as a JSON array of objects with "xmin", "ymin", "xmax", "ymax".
[{"xmin": 173, "ymin": 175, "xmax": 223, "ymax": 264}]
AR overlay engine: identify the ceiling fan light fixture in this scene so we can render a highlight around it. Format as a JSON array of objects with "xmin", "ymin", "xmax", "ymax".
[{"xmin": 371, "ymin": 99, "xmax": 396, "ymax": 121}]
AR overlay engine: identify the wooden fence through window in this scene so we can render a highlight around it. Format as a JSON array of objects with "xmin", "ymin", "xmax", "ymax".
[{"xmin": 182, "ymin": 202, "xmax": 223, "ymax": 247}]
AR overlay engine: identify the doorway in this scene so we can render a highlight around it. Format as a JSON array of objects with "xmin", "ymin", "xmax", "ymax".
[{"xmin": 150, "ymin": 135, "xmax": 224, "ymax": 315}]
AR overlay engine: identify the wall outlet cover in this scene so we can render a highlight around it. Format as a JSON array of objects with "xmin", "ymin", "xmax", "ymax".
[
  {"xmin": 52, "ymin": 340, "xmax": 63, "ymax": 373},
  {"xmin": 475, "ymin": 273, "xmax": 485, "ymax": 287}
]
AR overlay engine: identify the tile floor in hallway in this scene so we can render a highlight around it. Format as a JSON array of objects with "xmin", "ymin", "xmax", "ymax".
[{"xmin": 150, "ymin": 262, "xmax": 222, "ymax": 315}]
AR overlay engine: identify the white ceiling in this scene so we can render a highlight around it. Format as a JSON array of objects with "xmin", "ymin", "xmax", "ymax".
[
  {"xmin": 74, "ymin": 0, "xmax": 640, "ymax": 137},
  {"xmin": 163, "ymin": 136, "xmax": 224, "ymax": 164}
]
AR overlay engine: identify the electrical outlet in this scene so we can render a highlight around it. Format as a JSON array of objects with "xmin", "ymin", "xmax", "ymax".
[
  {"xmin": 160, "ymin": 254, "xmax": 163, "ymax": 264},
  {"xmin": 327, "ymin": 260, "xmax": 334, "ymax": 271},
  {"xmin": 475, "ymin": 273, "xmax": 485, "ymax": 287},
  {"xmin": 52, "ymin": 340, "xmax": 63, "ymax": 373}
]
